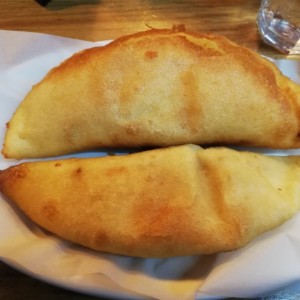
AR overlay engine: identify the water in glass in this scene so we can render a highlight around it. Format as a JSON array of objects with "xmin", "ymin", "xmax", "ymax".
[{"xmin": 257, "ymin": 0, "xmax": 300, "ymax": 54}]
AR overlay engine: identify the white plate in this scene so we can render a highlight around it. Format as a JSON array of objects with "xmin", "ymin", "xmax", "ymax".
[{"xmin": 1, "ymin": 30, "xmax": 300, "ymax": 300}]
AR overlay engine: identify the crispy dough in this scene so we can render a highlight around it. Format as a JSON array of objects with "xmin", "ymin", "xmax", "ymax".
[
  {"xmin": 2, "ymin": 28, "xmax": 300, "ymax": 158},
  {"xmin": 0, "ymin": 145, "xmax": 300, "ymax": 257}
]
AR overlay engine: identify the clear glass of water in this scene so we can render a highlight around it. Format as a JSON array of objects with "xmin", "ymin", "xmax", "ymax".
[{"xmin": 257, "ymin": 0, "xmax": 300, "ymax": 54}]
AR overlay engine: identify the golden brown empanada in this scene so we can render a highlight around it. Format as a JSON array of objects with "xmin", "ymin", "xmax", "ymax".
[
  {"xmin": 0, "ymin": 145, "xmax": 299, "ymax": 257},
  {"xmin": 2, "ymin": 28, "xmax": 300, "ymax": 159}
]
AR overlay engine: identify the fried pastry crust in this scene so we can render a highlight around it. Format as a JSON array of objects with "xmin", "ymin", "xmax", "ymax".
[
  {"xmin": 1, "ymin": 145, "xmax": 300, "ymax": 257},
  {"xmin": 3, "ymin": 28, "xmax": 300, "ymax": 158}
]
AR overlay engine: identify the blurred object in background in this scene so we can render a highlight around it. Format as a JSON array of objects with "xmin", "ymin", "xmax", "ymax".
[
  {"xmin": 35, "ymin": 0, "xmax": 52, "ymax": 6},
  {"xmin": 257, "ymin": 0, "xmax": 300, "ymax": 54}
]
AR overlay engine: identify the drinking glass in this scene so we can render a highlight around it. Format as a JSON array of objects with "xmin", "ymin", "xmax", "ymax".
[{"xmin": 257, "ymin": 0, "xmax": 300, "ymax": 54}]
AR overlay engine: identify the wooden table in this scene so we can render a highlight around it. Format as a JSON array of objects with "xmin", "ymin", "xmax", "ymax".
[
  {"xmin": 0, "ymin": 0, "xmax": 282, "ymax": 55},
  {"xmin": 0, "ymin": 0, "xmax": 297, "ymax": 299}
]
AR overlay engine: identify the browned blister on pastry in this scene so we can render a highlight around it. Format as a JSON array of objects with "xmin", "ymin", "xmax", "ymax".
[
  {"xmin": 0, "ymin": 145, "xmax": 299, "ymax": 257},
  {"xmin": 2, "ymin": 28, "xmax": 300, "ymax": 158}
]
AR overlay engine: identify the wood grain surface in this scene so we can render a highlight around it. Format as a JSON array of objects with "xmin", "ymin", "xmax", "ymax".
[
  {"xmin": 0, "ymin": 0, "xmax": 278, "ymax": 55},
  {"xmin": 0, "ymin": 0, "xmax": 298, "ymax": 299}
]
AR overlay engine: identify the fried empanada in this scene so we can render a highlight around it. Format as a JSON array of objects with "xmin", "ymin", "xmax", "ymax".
[
  {"xmin": 0, "ymin": 145, "xmax": 299, "ymax": 257},
  {"xmin": 2, "ymin": 28, "xmax": 300, "ymax": 159}
]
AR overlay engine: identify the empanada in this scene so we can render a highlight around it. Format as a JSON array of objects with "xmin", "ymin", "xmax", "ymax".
[
  {"xmin": 0, "ymin": 145, "xmax": 299, "ymax": 257},
  {"xmin": 2, "ymin": 28, "xmax": 300, "ymax": 159}
]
